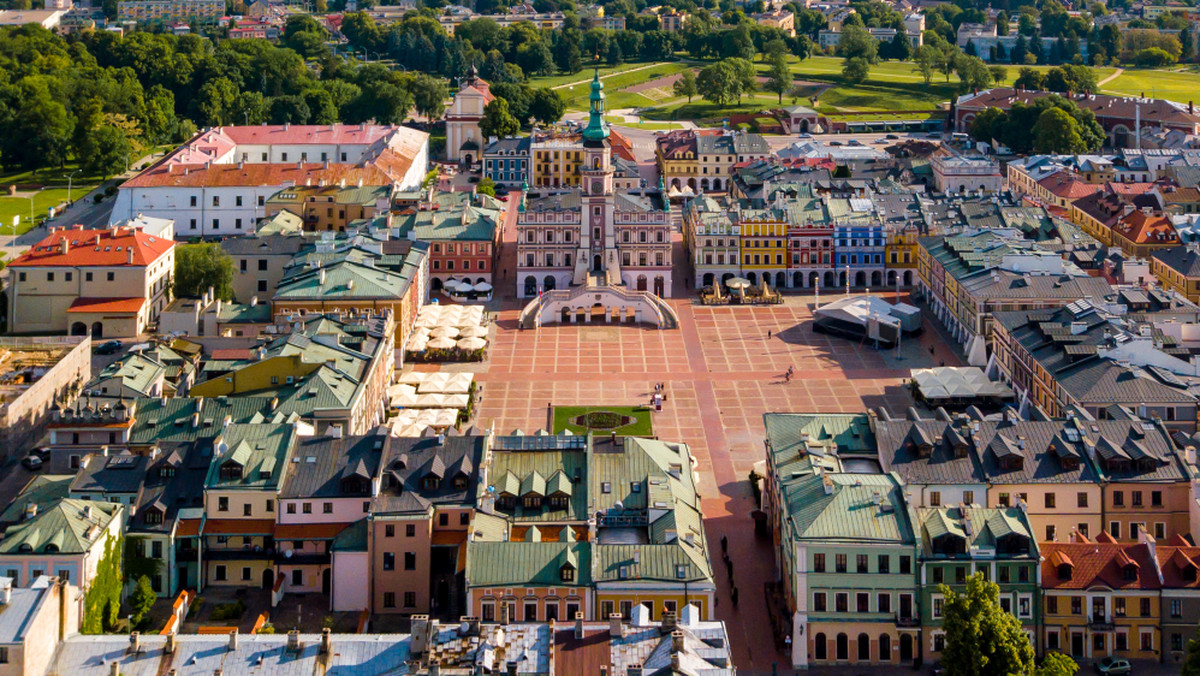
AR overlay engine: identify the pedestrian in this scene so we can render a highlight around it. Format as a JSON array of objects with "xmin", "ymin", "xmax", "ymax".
[
  {"xmin": 929, "ymin": 345, "xmax": 934, "ymax": 355},
  {"xmin": 721, "ymin": 535, "xmax": 728, "ymax": 552},
  {"xmin": 768, "ymin": 329, "xmax": 772, "ymax": 338},
  {"xmin": 732, "ymin": 587, "xmax": 739, "ymax": 607}
]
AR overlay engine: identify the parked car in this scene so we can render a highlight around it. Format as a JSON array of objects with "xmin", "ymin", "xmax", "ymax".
[
  {"xmin": 796, "ymin": 133, "xmax": 813, "ymax": 139},
  {"xmin": 94, "ymin": 340, "xmax": 122, "ymax": 355},
  {"xmin": 21, "ymin": 455, "xmax": 43, "ymax": 471},
  {"xmin": 886, "ymin": 134, "xmax": 900, "ymax": 139},
  {"xmin": 1095, "ymin": 658, "xmax": 1131, "ymax": 676},
  {"xmin": 829, "ymin": 141, "xmax": 844, "ymax": 146},
  {"xmin": 848, "ymin": 139, "xmax": 863, "ymax": 146}
]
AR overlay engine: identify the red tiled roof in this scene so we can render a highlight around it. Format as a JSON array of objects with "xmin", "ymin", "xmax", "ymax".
[
  {"xmin": 554, "ymin": 628, "xmax": 613, "ymax": 676},
  {"xmin": 1041, "ymin": 542, "xmax": 1160, "ymax": 590},
  {"xmin": 958, "ymin": 88, "xmax": 1200, "ymax": 128},
  {"xmin": 67, "ymin": 297, "xmax": 146, "ymax": 314},
  {"xmin": 1115, "ymin": 209, "xmax": 1178, "ymax": 245},
  {"xmin": 1038, "ymin": 170, "xmax": 1102, "ymax": 200},
  {"xmin": 1107, "ymin": 182, "xmax": 1156, "ymax": 196},
  {"xmin": 122, "ymin": 162, "xmax": 394, "ymax": 189},
  {"xmin": 9, "ymin": 226, "xmax": 174, "ymax": 268},
  {"xmin": 177, "ymin": 519, "xmax": 202, "ymax": 537},
  {"xmin": 1095, "ymin": 531, "xmax": 1119, "ymax": 544},
  {"xmin": 221, "ymin": 124, "xmax": 400, "ymax": 147},
  {"xmin": 1159, "ymin": 546, "xmax": 1200, "ymax": 588}
]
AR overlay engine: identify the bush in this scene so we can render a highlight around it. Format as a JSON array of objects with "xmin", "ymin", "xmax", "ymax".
[
  {"xmin": 93, "ymin": 193, "xmax": 104, "ymax": 204},
  {"xmin": 104, "ymin": 185, "xmax": 118, "ymax": 197},
  {"xmin": 258, "ymin": 623, "xmax": 276, "ymax": 634},
  {"xmin": 210, "ymin": 600, "xmax": 246, "ymax": 621}
]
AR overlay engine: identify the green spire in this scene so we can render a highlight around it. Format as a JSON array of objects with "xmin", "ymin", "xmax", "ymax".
[
  {"xmin": 582, "ymin": 69, "xmax": 610, "ymax": 142},
  {"xmin": 519, "ymin": 180, "xmax": 528, "ymax": 213}
]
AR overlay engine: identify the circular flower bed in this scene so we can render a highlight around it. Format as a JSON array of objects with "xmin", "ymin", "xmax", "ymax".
[{"xmin": 573, "ymin": 411, "xmax": 633, "ymax": 431}]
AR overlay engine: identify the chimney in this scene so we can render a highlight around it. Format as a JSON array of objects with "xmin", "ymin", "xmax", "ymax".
[
  {"xmin": 83, "ymin": 505, "xmax": 93, "ymax": 519},
  {"xmin": 165, "ymin": 632, "xmax": 177, "ymax": 653},
  {"xmin": 499, "ymin": 603, "xmax": 510, "ymax": 626},
  {"xmin": 60, "ymin": 238, "xmax": 69, "ymax": 255},
  {"xmin": 128, "ymin": 247, "xmax": 135, "ymax": 265},
  {"xmin": 320, "ymin": 628, "xmax": 332, "ymax": 654},
  {"xmin": 506, "ymin": 662, "xmax": 517, "ymax": 676},
  {"xmin": 671, "ymin": 654, "xmax": 682, "ymax": 671},
  {"xmin": 671, "ymin": 629, "xmax": 685, "ymax": 654},
  {"xmin": 574, "ymin": 611, "xmax": 584, "ymax": 639},
  {"xmin": 287, "ymin": 629, "xmax": 300, "ymax": 652},
  {"xmin": 411, "ymin": 615, "xmax": 431, "ymax": 653},
  {"xmin": 661, "ymin": 610, "xmax": 678, "ymax": 634},
  {"xmin": 129, "ymin": 631, "xmax": 140, "ymax": 654},
  {"xmin": 0, "ymin": 579, "xmax": 11, "ymax": 605},
  {"xmin": 23, "ymin": 503, "xmax": 37, "ymax": 520},
  {"xmin": 608, "ymin": 613, "xmax": 623, "ymax": 638},
  {"xmin": 228, "ymin": 630, "xmax": 238, "ymax": 651},
  {"xmin": 109, "ymin": 661, "xmax": 120, "ymax": 676}
]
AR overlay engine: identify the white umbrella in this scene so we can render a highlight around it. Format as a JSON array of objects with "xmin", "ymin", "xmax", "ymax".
[
  {"xmin": 406, "ymin": 336, "xmax": 429, "ymax": 352},
  {"xmin": 430, "ymin": 326, "xmax": 460, "ymax": 339},
  {"xmin": 458, "ymin": 325, "xmax": 489, "ymax": 338},
  {"xmin": 458, "ymin": 336, "xmax": 487, "ymax": 351},
  {"xmin": 474, "ymin": 281, "xmax": 493, "ymax": 292},
  {"xmin": 427, "ymin": 336, "xmax": 457, "ymax": 349},
  {"xmin": 726, "ymin": 277, "xmax": 751, "ymax": 290}
]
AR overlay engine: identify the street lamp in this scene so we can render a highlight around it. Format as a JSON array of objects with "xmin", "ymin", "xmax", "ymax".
[{"xmin": 67, "ymin": 169, "xmax": 82, "ymax": 204}]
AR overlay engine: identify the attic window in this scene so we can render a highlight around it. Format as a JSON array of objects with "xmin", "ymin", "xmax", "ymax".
[
  {"xmin": 1123, "ymin": 564, "xmax": 1138, "ymax": 581},
  {"xmin": 454, "ymin": 475, "xmax": 468, "ymax": 490},
  {"xmin": 220, "ymin": 462, "xmax": 243, "ymax": 481},
  {"xmin": 160, "ymin": 467, "xmax": 175, "ymax": 478},
  {"xmin": 423, "ymin": 476, "xmax": 440, "ymax": 491},
  {"xmin": 1184, "ymin": 565, "xmax": 1197, "ymax": 582},
  {"xmin": 560, "ymin": 565, "xmax": 575, "ymax": 582},
  {"xmin": 675, "ymin": 564, "xmax": 687, "ymax": 579},
  {"xmin": 1057, "ymin": 564, "xmax": 1072, "ymax": 581},
  {"xmin": 144, "ymin": 508, "xmax": 163, "ymax": 525},
  {"xmin": 601, "ymin": 482, "xmax": 611, "ymax": 494}
]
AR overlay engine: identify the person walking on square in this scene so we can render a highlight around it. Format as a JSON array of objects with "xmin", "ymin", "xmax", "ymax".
[
  {"xmin": 721, "ymin": 535, "xmax": 728, "ymax": 553},
  {"xmin": 732, "ymin": 587, "xmax": 739, "ymax": 607}
]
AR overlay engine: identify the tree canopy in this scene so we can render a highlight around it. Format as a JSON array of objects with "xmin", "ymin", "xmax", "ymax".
[
  {"xmin": 941, "ymin": 573, "xmax": 1037, "ymax": 676},
  {"xmin": 174, "ymin": 243, "xmax": 234, "ymax": 301}
]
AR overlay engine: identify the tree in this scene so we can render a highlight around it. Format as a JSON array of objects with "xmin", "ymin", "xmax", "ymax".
[
  {"xmin": 80, "ymin": 124, "xmax": 132, "ymax": 178},
  {"xmin": 941, "ymin": 573, "xmax": 1036, "ymax": 676},
  {"xmin": 174, "ymin": 243, "xmax": 235, "ymax": 301},
  {"xmin": 673, "ymin": 69, "xmax": 698, "ymax": 102},
  {"xmin": 529, "ymin": 88, "xmax": 566, "ymax": 126},
  {"xmin": 1135, "ymin": 46, "xmax": 1176, "ymax": 66},
  {"xmin": 913, "ymin": 44, "xmax": 938, "ymax": 85},
  {"xmin": 480, "ymin": 98, "xmax": 520, "ymax": 139},
  {"xmin": 476, "ymin": 176, "xmax": 496, "ymax": 197},
  {"xmin": 1033, "ymin": 106, "xmax": 1087, "ymax": 153},
  {"xmin": 841, "ymin": 56, "xmax": 870, "ymax": 84},
  {"xmin": 696, "ymin": 60, "xmax": 740, "ymax": 105},
  {"xmin": 955, "ymin": 54, "xmax": 993, "ymax": 91},
  {"xmin": 83, "ymin": 535, "xmax": 123, "ymax": 634},
  {"xmin": 765, "ymin": 52, "xmax": 792, "ymax": 103},
  {"xmin": 1013, "ymin": 66, "xmax": 1045, "ymax": 90},
  {"xmin": 969, "ymin": 106, "xmax": 1007, "ymax": 144},
  {"xmin": 1035, "ymin": 652, "xmax": 1080, "ymax": 676},
  {"xmin": 837, "ymin": 24, "xmax": 879, "ymax": 63},
  {"xmin": 129, "ymin": 576, "xmax": 156, "ymax": 628},
  {"xmin": 1183, "ymin": 624, "xmax": 1200, "ymax": 676},
  {"xmin": 410, "ymin": 73, "xmax": 448, "ymax": 121},
  {"xmin": 880, "ymin": 29, "xmax": 911, "ymax": 61}
]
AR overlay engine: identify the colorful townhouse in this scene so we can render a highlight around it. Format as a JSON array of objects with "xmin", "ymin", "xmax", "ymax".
[
  {"xmin": 1041, "ymin": 538, "xmax": 1161, "ymax": 661},
  {"xmin": 200, "ymin": 423, "xmax": 297, "ymax": 590},
  {"xmin": 1156, "ymin": 535, "xmax": 1200, "ymax": 662},
  {"xmin": 466, "ymin": 433, "xmax": 716, "ymax": 623},
  {"xmin": 0, "ymin": 499, "xmax": 123, "ymax": 589},
  {"xmin": 738, "ymin": 204, "xmax": 789, "ymax": 289},
  {"xmin": 781, "ymin": 182, "xmax": 836, "ymax": 290},
  {"xmin": 394, "ymin": 191, "xmax": 505, "ymax": 290},
  {"xmin": 683, "ymin": 194, "xmax": 740, "ymax": 289},
  {"xmin": 916, "ymin": 506, "xmax": 1040, "ymax": 661},
  {"xmin": 831, "ymin": 198, "xmax": 886, "ymax": 289},
  {"xmin": 368, "ymin": 431, "xmax": 487, "ymax": 616},
  {"xmin": 762, "ymin": 413, "xmax": 920, "ymax": 670},
  {"xmin": 263, "ymin": 184, "xmax": 393, "ymax": 233}
]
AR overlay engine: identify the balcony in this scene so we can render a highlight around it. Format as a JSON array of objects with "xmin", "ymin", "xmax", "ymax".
[
  {"xmin": 1089, "ymin": 615, "xmax": 1115, "ymax": 632},
  {"xmin": 894, "ymin": 614, "xmax": 919, "ymax": 628}
]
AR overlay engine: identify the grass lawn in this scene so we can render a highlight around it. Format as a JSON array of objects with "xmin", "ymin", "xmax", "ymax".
[
  {"xmin": 552, "ymin": 62, "xmax": 692, "ymax": 110},
  {"xmin": 526, "ymin": 61, "xmax": 668, "ymax": 90},
  {"xmin": 605, "ymin": 115, "xmax": 684, "ymax": 130},
  {"xmin": 1098, "ymin": 67, "xmax": 1200, "ymax": 102},
  {"xmin": 552, "ymin": 405, "xmax": 655, "ymax": 437},
  {"xmin": 0, "ymin": 188, "xmax": 94, "ymax": 236}
]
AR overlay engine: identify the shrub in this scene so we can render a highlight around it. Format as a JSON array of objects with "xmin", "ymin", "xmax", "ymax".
[
  {"xmin": 210, "ymin": 600, "xmax": 246, "ymax": 621},
  {"xmin": 93, "ymin": 193, "xmax": 104, "ymax": 204},
  {"xmin": 258, "ymin": 623, "xmax": 276, "ymax": 634}
]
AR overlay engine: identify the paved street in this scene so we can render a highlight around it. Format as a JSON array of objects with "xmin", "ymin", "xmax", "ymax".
[{"xmin": 449, "ymin": 203, "xmax": 967, "ymax": 675}]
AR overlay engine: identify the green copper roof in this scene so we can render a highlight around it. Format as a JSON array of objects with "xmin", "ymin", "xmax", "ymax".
[
  {"xmin": 582, "ymin": 70, "xmax": 610, "ymax": 142},
  {"xmin": 0, "ymin": 499, "xmax": 122, "ymax": 555}
]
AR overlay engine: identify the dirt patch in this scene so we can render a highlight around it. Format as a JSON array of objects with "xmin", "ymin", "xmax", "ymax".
[{"xmin": 624, "ymin": 71, "xmax": 692, "ymax": 94}]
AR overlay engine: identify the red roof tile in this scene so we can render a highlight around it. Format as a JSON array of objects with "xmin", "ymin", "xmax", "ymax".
[
  {"xmin": 221, "ymin": 124, "xmax": 400, "ymax": 147},
  {"xmin": 1041, "ymin": 542, "xmax": 1160, "ymax": 590},
  {"xmin": 9, "ymin": 226, "xmax": 174, "ymax": 268},
  {"xmin": 1159, "ymin": 546, "xmax": 1200, "ymax": 588},
  {"xmin": 1038, "ymin": 171, "xmax": 1102, "ymax": 200},
  {"xmin": 122, "ymin": 162, "xmax": 394, "ymax": 189},
  {"xmin": 1115, "ymin": 209, "xmax": 1178, "ymax": 245},
  {"xmin": 67, "ymin": 297, "xmax": 146, "ymax": 314},
  {"xmin": 554, "ymin": 628, "xmax": 613, "ymax": 675}
]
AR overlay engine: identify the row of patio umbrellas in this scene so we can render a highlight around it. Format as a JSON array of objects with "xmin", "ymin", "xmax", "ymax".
[
  {"xmin": 407, "ymin": 334, "xmax": 487, "ymax": 351},
  {"xmin": 444, "ymin": 279, "xmax": 493, "ymax": 294}
]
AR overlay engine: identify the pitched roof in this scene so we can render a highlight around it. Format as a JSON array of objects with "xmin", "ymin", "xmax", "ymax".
[
  {"xmin": 1041, "ymin": 542, "xmax": 1161, "ymax": 590},
  {"xmin": 465, "ymin": 542, "xmax": 592, "ymax": 588},
  {"xmin": 122, "ymin": 162, "xmax": 394, "ymax": 189},
  {"xmin": 957, "ymin": 88, "xmax": 1200, "ymax": 128},
  {"xmin": 280, "ymin": 428, "xmax": 388, "ymax": 498},
  {"xmin": 205, "ymin": 424, "xmax": 296, "ymax": 490},
  {"xmin": 9, "ymin": 227, "xmax": 174, "ymax": 268},
  {"xmin": 0, "ymin": 499, "xmax": 121, "ymax": 555}
]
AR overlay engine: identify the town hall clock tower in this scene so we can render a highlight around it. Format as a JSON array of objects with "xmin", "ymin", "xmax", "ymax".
[{"xmin": 573, "ymin": 70, "xmax": 621, "ymax": 286}]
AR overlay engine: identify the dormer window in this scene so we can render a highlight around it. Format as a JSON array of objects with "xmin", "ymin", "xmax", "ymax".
[
  {"xmin": 453, "ymin": 475, "xmax": 468, "ymax": 490},
  {"xmin": 160, "ymin": 467, "xmax": 175, "ymax": 478},
  {"xmin": 1123, "ymin": 564, "xmax": 1138, "ymax": 581},
  {"xmin": 524, "ymin": 495, "xmax": 542, "ymax": 508},
  {"xmin": 220, "ymin": 462, "xmax": 243, "ymax": 481},
  {"xmin": 18, "ymin": 544, "xmax": 32, "ymax": 553},
  {"xmin": 44, "ymin": 544, "xmax": 58, "ymax": 553},
  {"xmin": 1057, "ymin": 564, "xmax": 1072, "ymax": 580},
  {"xmin": 145, "ymin": 508, "xmax": 163, "ymax": 525},
  {"xmin": 1184, "ymin": 565, "xmax": 1197, "ymax": 582},
  {"xmin": 560, "ymin": 565, "xmax": 575, "ymax": 582},
  {"xmin": 550, "ymin": 495, "xmax": 569, "ymax": 509},
  {"xmin": 917, "ymin": 442, "xmax": 933, "ymax": 458},
  {"xmin": 423, "ymin": 476, "xmax": 440, "ymax": 491}
]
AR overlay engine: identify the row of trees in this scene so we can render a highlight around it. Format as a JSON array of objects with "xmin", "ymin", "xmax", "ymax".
[{"xmin": 968, "ymin": 94, "xmax": 1105, "ymax": 154}]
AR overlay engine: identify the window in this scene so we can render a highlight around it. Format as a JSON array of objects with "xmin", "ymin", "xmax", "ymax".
[
  {"xmin": 814, "ymin": 592, "xmax": 827, "ymax": 612},
  {"xmin": 215, "ymin": 565, "xmax": 227, "ymax": 581},
  {"xmin": 878, "ymin": 593, "xmax": 891, "ymax": 613},
  {"xmin": 218, "ymin": 497, "xmax": 229, "ymax": 512},
  {"xmin": 999, "ymin": 567, "xmax": 1010, "ymax": 583},
  {"xmin": 955, "ymin": 566, "xmax": 966, "ymax": 583},
  {"xmin": 963, "ymin": 490, "xmax": 974, "ymax": 505},
  {"xmin": 323, "ymin": 503, "xmax": 333, "ymax": 514},
  {"xmin": 524, "ymin": 602, "xmax": 538, "ymax": 621},
  {"xmin": 266, "ymin": 501, "xmax": 275, "ymax": 513},
  {"xmin": 1141, "ymin": 632, "xmax": 1153, "ymax": 651},
  {"xmin": 243, "ymin": 504, "xmax": 251, "ymax": 516},
  {"xmin": 930, "ymin": 491, "xmax": 941, "ymax": 506},
  {"xmin": 857, "ymin": 554, "xmax": 868, "ymax": 573},
  {"xmin": 1071, "ymin": 597, "xmax": 1082, "ymax": 615},
  {"xmin": 461, "ymin": 513, "xmax": 470, "ymax": 525},
  {"xmin": 1140, "ymin": 598, "xmax": 1151, "ymax": 617},
  {"xmin": 933, "ymin": 568, "xmax": 943, "ymax": 583},
  {"xmin": 1111, "ymin": 521, "xmax": 1122, "ymax": 539},
  {"xmin": 303, "ymin": 503, "xmax": 312, "ymax": 514},
  {"xmin": 835, "ymin": 554, "xmax": 847, "ymax": 573},
  {"xmin": 1046, "ymin": 597, "xmax": 1058, "ymax": 614},
  {"xmin": 1045, "ymin": 493, "xmax": 1056, "ymax": 509},
  {"xmin": 406, "ymin": 524, "xmax": 416, "ymax": 537},
  {"xmin": 856, "ymin": 593, "xmax": 869, "ymax": 612},
  {"xmin": 1171, "ymin": 599, "xmax": 1182, "ymax": 618},
  {"xmin": 292, "ymin": 570, "xmax": 303, "ymax": 586},
  {"xmin": 107, "ymin": 272, "xmax": 114, "ymax": 281},
  {"xmin": 835, "ymin": 593, "xmax": 848, "ymax": 612},
  {"xmin": 1152, "ymin": 491, "xmax": 1162, "ymax": 507},
  {"xmin": 1077, "ymin": 492, "xmax": 1088, "ymax": 508},
  {"xmin": 385, "ymin": 525, "xmax": 395, "ymax": 537},
  {"xmin": 85, "ymin": 272, "xmax": 92, "ymax": 282},
  {"xmin": 933, "ymin": 597, "xmax": 943, "ymax": 618},
  {"xmin": 877, "ymin": 555, "xmax": 889, "ymax": 574},
  {"xmin": 934, "ymin": 634, "xmax": 945, "ymax": 652},
  {"xmin": 439, "ymin": 513, "xmax": 449, "ymax": 527},
  {"xmin": 404, "ymin": 552, "xmax": 416, "ymax": 570},
  {"xmin": 813, "ymin": 553, "xmax": 825, "ymax": 572},
  {"xmin": 1113, "ymin": 491, "xmax": 1124, "ymax": 507},
  {"xmin": 1132, "ymin": 491, "xmax": 1143, "ymax": 507},
  {"xmin": 383, "ymin": 552, "xmax": 394, "ymax": 570},
  {"xmin": 900, "ymin": 556, "xmax": 911, "ymax": 574},
  {"xmin": 1115, "ymin": 598, "xmax": 1126, "ymax": 617},
  {"xmin": 1046, "ymin": 524, "xmax": 1056, "ymax": 541},
  {"xmin": 383, "ymin": 592, "xmax": 395, "ymax": 608},
  {"xmin": 998, "ymin": 493, "xmax": 1010, "ymax": 507}
]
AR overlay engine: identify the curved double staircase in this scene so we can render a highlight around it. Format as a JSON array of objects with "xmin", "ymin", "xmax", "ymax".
[{"xmin": 518, "ymin": 282, "xmax": 679, "ymax": 330}]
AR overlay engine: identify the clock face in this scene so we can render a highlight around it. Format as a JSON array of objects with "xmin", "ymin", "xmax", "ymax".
[{"xmin": 592, "ymin": 180, "xmax": 603, "ymax": 194}]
